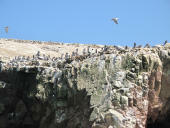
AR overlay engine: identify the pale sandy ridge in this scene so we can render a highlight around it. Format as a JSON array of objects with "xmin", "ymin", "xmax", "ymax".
[{"xmin": 0, "ymin": 38, "xmax": 104, "ymax": 60}]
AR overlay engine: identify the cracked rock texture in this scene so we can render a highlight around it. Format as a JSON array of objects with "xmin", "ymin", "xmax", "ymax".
[{"xmin": 0, "ymin": 39, "xmax": 170, "ymax": 128}]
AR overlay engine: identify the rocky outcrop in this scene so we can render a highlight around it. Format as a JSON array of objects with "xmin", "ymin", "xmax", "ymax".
[
  {"xmin": 0, "ymin": 40, "xmax": 170, "ymax": 128},
  {"xmin": 147, "ymin": 48, "xmax": 170, "ymax": 128}
]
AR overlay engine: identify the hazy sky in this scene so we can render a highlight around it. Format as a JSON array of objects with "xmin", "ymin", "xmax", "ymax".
[{"xmin": 0, "ymin": 0, "xmax": 170, "ymax": 46}]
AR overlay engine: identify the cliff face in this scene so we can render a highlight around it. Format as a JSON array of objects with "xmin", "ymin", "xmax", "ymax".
[{"xmin": 0, "ymin": 39, "xmax": 170, "ymax": 128}]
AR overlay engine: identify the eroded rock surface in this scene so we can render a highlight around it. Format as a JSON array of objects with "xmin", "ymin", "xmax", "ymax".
[{"xmin": 0, "ymin": 39, "xmax": 170, "ymax": 128}]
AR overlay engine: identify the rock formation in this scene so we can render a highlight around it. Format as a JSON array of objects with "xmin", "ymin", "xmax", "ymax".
[{"xmin": 0, "ymin": 38, "xmax": 170, "ymax": 128}]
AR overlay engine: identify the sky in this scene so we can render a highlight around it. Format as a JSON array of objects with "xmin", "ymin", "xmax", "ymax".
[{"xmin": 0, "ymin": 0, "xmax": 170, "ymax": 46}]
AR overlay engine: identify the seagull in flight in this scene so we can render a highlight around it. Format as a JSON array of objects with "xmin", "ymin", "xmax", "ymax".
[
  {"xmin": 112, "ymin": 18, "xmax": 119, "ymax": 24},
  {"xmin": 5, "ymin": 26, "xmax": 8, "ymax": 33}
]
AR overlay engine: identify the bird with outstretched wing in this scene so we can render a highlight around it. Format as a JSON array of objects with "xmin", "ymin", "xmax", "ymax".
[{"xmin": 112, "ymin": 18, "xmax": 119, "ymax": 24}]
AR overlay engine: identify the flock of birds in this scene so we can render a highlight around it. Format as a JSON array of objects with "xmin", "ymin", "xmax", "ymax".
[
  {"xmin": 0, "ymin": 18, "xmax": 169, "ymax": 47},
  {"xmin": 0, "ymin": 18, "xmax": 118, "ymax": 34}
]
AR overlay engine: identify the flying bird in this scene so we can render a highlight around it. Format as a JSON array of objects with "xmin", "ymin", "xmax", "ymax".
[
  {"xmin": 112, "ymin": 18, "xmax": 119, "ymax": 24},
  {"xmin": 5, "ymin": 26, "xmax": 8, "ymax": 33}
]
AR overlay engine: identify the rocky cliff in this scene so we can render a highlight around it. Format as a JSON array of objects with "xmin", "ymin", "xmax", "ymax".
[{"xmin": 0, "ymin": 39, "xmax": 170, "ymax": 128}]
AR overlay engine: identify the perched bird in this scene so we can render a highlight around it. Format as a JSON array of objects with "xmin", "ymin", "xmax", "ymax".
[
  {"xmin": 5, "ymin": 26, "xmax": 8, "ymax": 33},
  {"xmin": 65, "ymin": 53, "xmax": 69, "ymax": 60},
  {"xmin": 144, "ymin": 43, "xmax": 150, "ymax": 48},
  {"xmin": 133, "ymin": 42, "xmax": 136, "ymax": 48},
  {"xmin": 82, "ymin": 48, "xmax": 86, "ymax": 55},
  {"xmin": 125, "ymin": 45, "xmax": 128, "ymax": 50},
  {"xmin": 103, "ymin": 45, "xmax": 108, "ymax": 52},
  {"xmin": 36, "ymin": 51, "xmax": 40, "ymax": 57},
  {"xmin": 112, "ymin": 18, "xmax": 119, "ymax": 24},
  {"xmin": 71, "ymin": 51, "xmax": 75, "ymax": 57},
  {"xmin": 164, "ymin": 40, "xmax": 168, "ymax": 45},
  {"xmin": 75, "ymin": 48, "xmax": 78, "ymax": 56},
  {"xmin": 95, "ymin": 49, "xmax": 98, "ymax": 53},
  {"xmin": 87, "ymin": 46, "xmax": 90, "ymax": 54}
]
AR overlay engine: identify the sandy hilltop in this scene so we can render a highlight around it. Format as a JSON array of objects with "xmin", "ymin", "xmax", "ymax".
[
  {"xmin": 0, "ymin": 38, "xmax": 104, "ymax": 60},
  {"xmin": 1, "ymin": 38, "xmax": 168, "ymax": 61}
]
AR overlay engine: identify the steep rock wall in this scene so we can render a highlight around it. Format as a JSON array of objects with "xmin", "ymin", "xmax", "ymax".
[{"xmin": 0, "ymin": 44, "xmax": 170, "ymax": 128}]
